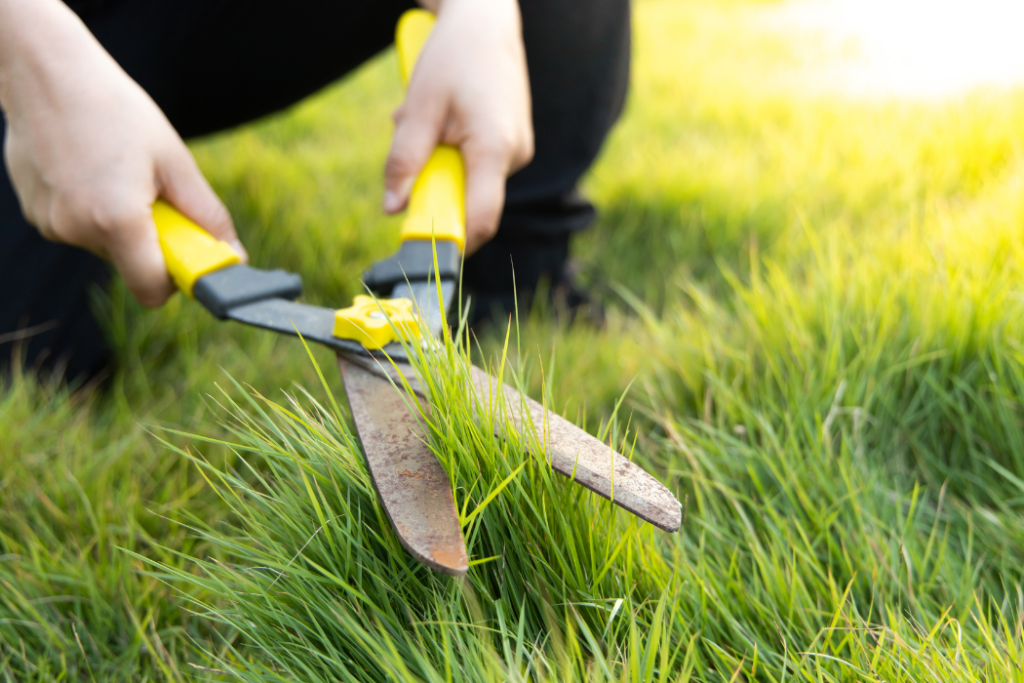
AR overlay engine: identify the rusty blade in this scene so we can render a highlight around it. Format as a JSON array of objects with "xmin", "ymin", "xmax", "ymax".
[
  {"xmin": 338, "ymin": 356, "xmax": 468, "ymax": 576},
  {"xmin": 344, "ymin": 356, "xmax": 681, "ymax": 533},
  {"xmin": 468, "ymin": 366, "xmax": 681, "ymax": 532}
]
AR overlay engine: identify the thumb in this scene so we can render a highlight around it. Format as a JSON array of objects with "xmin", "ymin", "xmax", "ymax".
[
  {"xmin": 107, "ymin": 208, "xmax": 177, "ymax": 308},
  {"xmin": 156, "ymin": 145, "xmax": 246, "ymax": 261},
  {"xmin": 383, "ymin": 97, "xmax": 446, "ymax": 214}
]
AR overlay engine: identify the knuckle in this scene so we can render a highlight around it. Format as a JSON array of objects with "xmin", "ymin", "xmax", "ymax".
[
  {"xmin": 384, "ymin": 151, "xmax": 420, "ymax": 182},
  {"xmin": 196, "ymin": 200, "xmax": 233, "ymax": 236},
  {"xmin": 518, "ymin": 131, "xmax": 535, "ymax": 166},
  {"xmin": 48, "ymin": 191, "xmax": 97, "ymax": 241},
  {"xmin": 468, "ymin": 140, "xmax": 505, "ymax": 165},
  {"xmin": 471, "ymin": 217, "xmax": 500, "ymax": 242},
  {"xmin": 86, "ymin": 198, "xmax": 147, "ymax": 241},
  {"xmin": 127, "ymin": 267, "xmax": 173, "ymax": 308},
  {"xmin": 210, "ymin": 202, "xmax": 234, "ymax": 233},
  {"xmin": 134, "ymin": 289, "xmax": 161, "ymax": 308},
  {"xmin": 494, "ymin": 130, "xmax": 518, "ymax": 158},
  {"xmin": 482, "ymin": 222, "xmax": 500, "ymax": 240},
  {"xmin": 501, "ymin": 127, "xmax": 520, "ymax": 154},
  {"xmin": 470, "ymin": 128, "xmax": 520, "ymax": 165},
  {"xmin": 134, "ymin": 286, "xmax": 170, "ymax": 309},
  {"xmin": 22, "ymin": 198, "xmax": 50, "ymax": 236}
]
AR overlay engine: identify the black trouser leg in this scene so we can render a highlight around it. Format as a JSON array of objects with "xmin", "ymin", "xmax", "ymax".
[
  {"xmin": 72, "ymin": 0, "xmax": 417, "ymax": 139},
  {"xmin": 463, "ymin": 0, "xmax": 631, "ymax": 317}
]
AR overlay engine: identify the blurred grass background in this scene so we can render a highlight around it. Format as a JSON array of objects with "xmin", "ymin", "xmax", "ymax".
[{"xmin": 6, "ymin": 0, "xmax": 1024, "ymax": 679}]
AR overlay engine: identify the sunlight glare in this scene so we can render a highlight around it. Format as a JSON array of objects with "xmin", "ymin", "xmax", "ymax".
[{"xmin": 772, "ymin": 0, "xmax": 1024, "ymax": 97}]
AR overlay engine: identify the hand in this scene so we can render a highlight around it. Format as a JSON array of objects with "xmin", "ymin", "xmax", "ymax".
[
  {"xmin": 383, "ymin": 0, "xmax": 534, "ymax": 255},
  {"xmin": 0, "ymin": 0, "xmax": 243, "ymax": 308}
]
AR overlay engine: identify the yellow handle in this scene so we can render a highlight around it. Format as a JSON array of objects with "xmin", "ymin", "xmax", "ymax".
[
  {"xmin": 396, "ymin": 9, "xmax": 433, "ymax": 88},
  {"xmin": 152, "ymin": 200, "xmax": 240, "ymax": 297},
  {"xmin": 395, "ymin": 9, "xmax": 466, "ymax": 252}
]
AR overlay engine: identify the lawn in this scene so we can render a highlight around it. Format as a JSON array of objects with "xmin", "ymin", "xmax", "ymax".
[{"xmin": 5, "ymin": 0, "xmax": 1024, "ymax": 680}]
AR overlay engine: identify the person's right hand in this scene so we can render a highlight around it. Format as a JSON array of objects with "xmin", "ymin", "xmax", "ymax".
[
  {"xmin": 384, "ymin": 0, "xmax": 534, "ymax": 256},
  {"xmin": 0, "ymin": 0, "xmax": 244, "ymax": 307}
]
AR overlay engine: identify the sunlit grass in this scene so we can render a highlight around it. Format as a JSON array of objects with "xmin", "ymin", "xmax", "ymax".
[{"xmin": 6, "ymin": 0, "xmax": 1024, "ymax": 679}]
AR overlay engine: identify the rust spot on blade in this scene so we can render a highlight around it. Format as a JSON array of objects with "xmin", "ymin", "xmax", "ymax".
[
  {"xmin": 469, "ymin": 366, "xmax": 682, "ymax": 532},
  {"xmin": 433, "ymin": 544, "xmax": 470, "ymax": 570},
  {"xmin": 338, "ymin": 357, "xmax": 468, "ymax": 576}
]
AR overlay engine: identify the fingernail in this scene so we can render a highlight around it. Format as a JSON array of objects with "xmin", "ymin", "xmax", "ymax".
[
  {"xmin": 383, "ymin": 190, "xmax": 400, "ymax": 213},
  {"xmin": 230, "ymin": 239, "xmax": 249, "ymax": 262}
]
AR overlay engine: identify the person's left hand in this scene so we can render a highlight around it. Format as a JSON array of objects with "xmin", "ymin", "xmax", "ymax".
[{"xmin": 383, "ymin": 0, "xmax": 534, "ymax": 255}]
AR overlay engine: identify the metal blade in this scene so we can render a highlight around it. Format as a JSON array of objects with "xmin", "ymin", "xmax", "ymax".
[
  {"xmin": 343, "ymin": 357, "xmax": 682, "ymax": 532},
  {"xmin": 338, "ymin": 356, "xmax": 468, "ymax": 576},
  {"xmin": 228, "ymin": 298, "xmax": 378, "ymax": 357},
  {"xmin": 390, "ymin": 279, "xmax": 456, "ymax": 338},
  {"xmin": 468, "ymin": 366, "xmax": 681, "ymax": 532}
]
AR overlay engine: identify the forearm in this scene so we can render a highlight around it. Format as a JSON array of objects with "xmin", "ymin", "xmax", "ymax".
[
  {"xmin": 0, "ymin": 0, "xmax": 107, "ymax": 113},
  {"xmin": 417, "ymin": 0, "xmax": 520, "ymax": 23},
  {"xmin": 415, "ymin": 0, "xmax": 440, "ymax": 13}
]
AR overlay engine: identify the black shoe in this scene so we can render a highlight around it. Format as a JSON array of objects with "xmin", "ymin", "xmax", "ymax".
[
  {"xmin": 465, "ymin": 256, "xmax": 606, "ymax": 333},
  {"xmin": 549, "ymin": 258, "xmax": 606, "ymax": 329},
  {"xmin": 461, "ymin": 184, "xmax": 611, "ymax": 333}
]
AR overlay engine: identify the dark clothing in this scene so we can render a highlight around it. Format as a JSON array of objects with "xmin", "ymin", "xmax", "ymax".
[{"xmin": 1, "ymin": 0, "xmax": 630, "ymax": 382}]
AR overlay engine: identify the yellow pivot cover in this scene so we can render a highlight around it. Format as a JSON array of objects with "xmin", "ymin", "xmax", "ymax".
[{"xmin": 333, "ymin": 295, "xmax": 422, "ymax": 350}]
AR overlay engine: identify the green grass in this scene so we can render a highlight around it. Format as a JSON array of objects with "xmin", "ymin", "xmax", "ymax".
[{"xmin": 6, "ymin": 0, "xmax": 1024, "ymax": 679}]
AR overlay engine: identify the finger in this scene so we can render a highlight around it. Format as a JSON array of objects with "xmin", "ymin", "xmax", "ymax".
[
  {"xmin": 157, "ymin": 146, "xmax": 246, "ymax": 261},
  {"xmin": 106, "ymin": 208, "xmax": 176, "ymax": 308},
  {"xmin": 461, "ymin": 143, "xmax": 508, "ymax": 255},
  {"xmin": 384, "ymin": 96, "xmax": 446, "ymax": 214},
  {"xmin": 510, "ymin": 126, "xmax": 535, "ymax": 174}
]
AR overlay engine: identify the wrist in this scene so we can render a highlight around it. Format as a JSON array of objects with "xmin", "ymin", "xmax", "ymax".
[
  {"xmin": 419, "ymin": 0, "xmax": 519, "ymax": 18},
  {"xmin": 0, "ymin": 0, "xmax": 105, "ymax": 112},
  {"xmin": 415, "ymin": 0, "xmax": 442, "ymax": 13}
]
